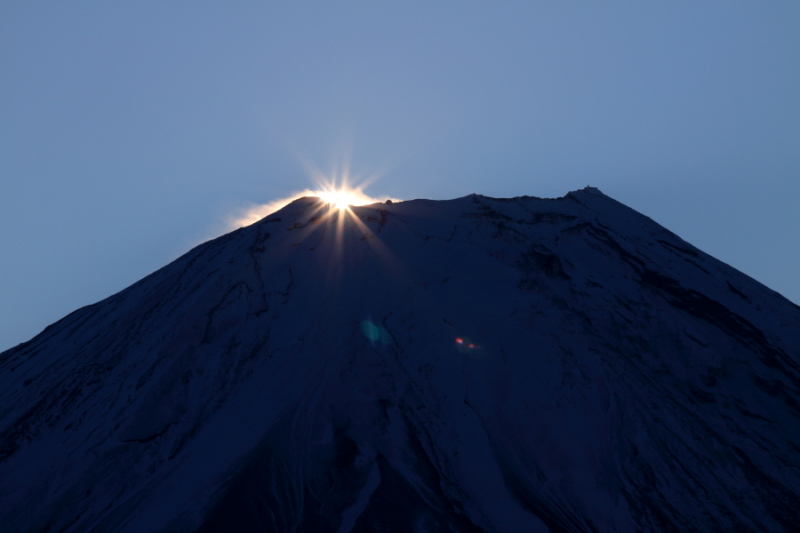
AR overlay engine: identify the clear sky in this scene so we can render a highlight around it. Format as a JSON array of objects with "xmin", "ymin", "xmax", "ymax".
[{"xmin": 1, "ymin": 2, "xmax": 798, "ymax": 352}]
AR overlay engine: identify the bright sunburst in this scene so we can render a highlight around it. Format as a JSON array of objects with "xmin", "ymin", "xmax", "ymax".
[
  {"xmin": 230, "ymin": 184, "xmax": 386, "ymax": 228},
  {"xmin": 225, "ymin": 168, "xmax": 403, "ymax": 283},
  {"xmin": 228, "ymin": 160, "xmax": 398, "ymax": 229},
  {"xmin": 314, "ymin": 188, "xmax": 374, "ymax": 210}
]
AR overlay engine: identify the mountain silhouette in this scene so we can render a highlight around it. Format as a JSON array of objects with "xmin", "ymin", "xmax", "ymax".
[{"xmin": 1, "ymin": 188, "xmax": 799, "ymax": 532}]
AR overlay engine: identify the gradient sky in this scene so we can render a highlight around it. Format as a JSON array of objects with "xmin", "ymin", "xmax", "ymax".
[{"xmin": 1, "ymin": 2, "xmax": 798, "ymax": 351}]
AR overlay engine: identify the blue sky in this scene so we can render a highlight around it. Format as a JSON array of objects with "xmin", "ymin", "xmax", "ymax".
[{"xmin": 1, "ymin": 2, "xmax": 798, "ymax": 351}]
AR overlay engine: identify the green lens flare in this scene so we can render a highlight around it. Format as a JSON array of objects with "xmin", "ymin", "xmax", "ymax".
[
  {"xmin": 361, "ymin": 320, "xmax": 382, "ymax": 342},
  {"xmin": 360, "ymin": 319, "xmax": 392, "ymax": 345}
]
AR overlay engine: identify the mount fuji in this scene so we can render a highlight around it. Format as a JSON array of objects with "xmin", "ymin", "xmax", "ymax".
[{"xmin": 1, "ymin": 187, "xmax": 799, "ymax": 532}]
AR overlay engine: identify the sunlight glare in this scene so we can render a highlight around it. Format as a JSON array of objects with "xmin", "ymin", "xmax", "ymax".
[
  {"xmin": 315, "ymin": 188, "xmax": 373, "ymax": 210},
  {"xmin": 228, "ymin": 161, "xmax": 399, "ymax": 230}
]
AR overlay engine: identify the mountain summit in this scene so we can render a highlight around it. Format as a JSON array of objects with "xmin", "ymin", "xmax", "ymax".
[{"xmin": 1, "ymin": 188, "xmax": 799, "ymax": 532}]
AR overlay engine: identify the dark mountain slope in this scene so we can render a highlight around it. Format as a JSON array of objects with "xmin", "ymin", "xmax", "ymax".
[{"xmin": 1, "ymin": 187, "xmax": 798, "ymax": 532}]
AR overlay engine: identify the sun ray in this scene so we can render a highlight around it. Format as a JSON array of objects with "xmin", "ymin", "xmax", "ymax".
[{"xmin": 343, "ymin": 205, "xmax": 405, "ymax": 276}]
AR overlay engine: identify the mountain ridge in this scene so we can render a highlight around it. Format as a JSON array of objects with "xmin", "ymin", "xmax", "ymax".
[{"xmin": 1, "ymin": 187, "xmax": 799, "ymax": 532}]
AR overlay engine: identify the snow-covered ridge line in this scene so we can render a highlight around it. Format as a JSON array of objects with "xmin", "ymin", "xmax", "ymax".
[{"xmin": 1, "ymin": 187, "xmax": 798, "ymax": 532}]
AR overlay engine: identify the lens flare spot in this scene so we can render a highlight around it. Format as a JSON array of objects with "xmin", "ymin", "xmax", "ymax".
[
  {"xmin": 361, "ymin": 319, "xmax": 392, "ymax": 345},
  {"xmin": 454, "ymin": 336, "xmax": 481, "ymax": 353},
  {"xmin": 361, "ymin": 320, "xmax": 381, "ymax": 342}
]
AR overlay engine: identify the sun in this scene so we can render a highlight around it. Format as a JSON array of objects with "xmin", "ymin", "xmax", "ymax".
[
  {"xmin": 316, "ymin": 189, "xmax": 358, "ymax": 210},
  {"xmin": 228, "ymin": 161, "xmax": 400, "ymax": 229},
  {"xmin": 314, "ymin": 187, "xmax": 376, "ymax": 210}
]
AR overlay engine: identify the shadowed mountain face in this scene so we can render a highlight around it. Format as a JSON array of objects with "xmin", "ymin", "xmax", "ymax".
[{"xmin": 1, "ymin": 188, "xmax": 799, "ymax": 533}]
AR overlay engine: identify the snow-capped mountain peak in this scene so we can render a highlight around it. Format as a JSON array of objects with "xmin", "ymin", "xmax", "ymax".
[{"xmin": 1, "ymin": 188, "xmax": 798, "ymax": 532}]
